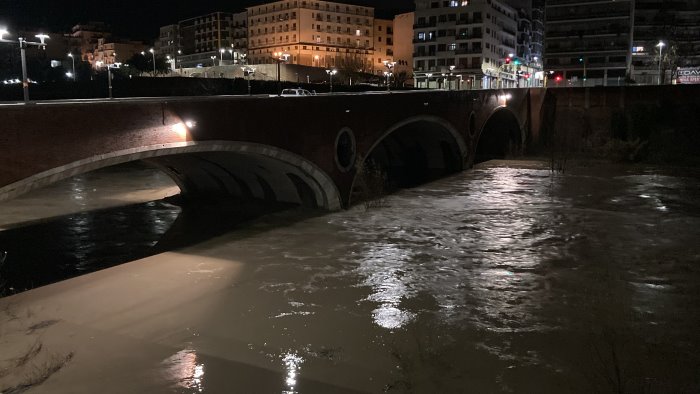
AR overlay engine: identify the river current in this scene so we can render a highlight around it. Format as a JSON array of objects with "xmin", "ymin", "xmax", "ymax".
[{"xmin": 1, "ymin": 160, "xmax": 699, "ymax": 393}]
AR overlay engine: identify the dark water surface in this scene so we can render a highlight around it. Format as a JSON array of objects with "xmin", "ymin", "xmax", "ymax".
[{"xmin": 1, "ymin": 160, "xmax": 700, "ymax": 393}]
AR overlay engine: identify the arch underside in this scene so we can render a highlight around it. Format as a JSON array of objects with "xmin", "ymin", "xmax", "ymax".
[
  {"xmin": 351, "ymin": 118, "xmax": 465, "ymax": 205},
  {"xmin": 0, "ymin": 142, "xmax": 341, "ymax": 211},
  {"xmin": 475, "ymin": 108, "xmax": 523, "ymax": 163}
]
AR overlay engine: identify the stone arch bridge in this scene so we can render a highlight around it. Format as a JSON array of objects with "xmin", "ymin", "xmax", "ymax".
[{"xmin": 0, "ymin": 89, "xmax": 543, "ymax": 210}]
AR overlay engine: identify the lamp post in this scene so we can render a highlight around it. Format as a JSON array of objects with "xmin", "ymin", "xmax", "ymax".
[
  {"xmin": 273, "ymin": 52, "xmax": 290, "ymax": 96},
  {"xmin": 656, "ymin": 41, "xmax": 665, "ymax": 85},
  {"xmin": 326, "ymin": 69, "xmax": 337, "ymax": 93},
  {"xmin": 242, "ymin": 66, "xmax": 255, "ymax": 95},
  {"xmin": 0, "ymin": 29, "xmax": 49, "ymax": 102},
  {"xmin": 67, "ymin": 52, "xmax": 76, "ymax": 81},
  {"xmin": 382, "ymin": 60, "xmax": 396, "ymax": 91},
  {"xmin": 220, "ymin": 48, "xmax": 225, "ymax": 65},
  {"xmin": 426, "ymin": 73, "xmax": 433, "ymax": 89},
  {"xmin": 449, "ymin": 65, "xmax": 455, "ymax": 90}
]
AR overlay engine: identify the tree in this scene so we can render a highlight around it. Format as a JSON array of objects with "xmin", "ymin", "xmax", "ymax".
[
  {"xmin": 654, "ymin": 42, "xmax": 680, "ymax": 84},
  {"xmin": 125, "ymin": 53, "xmax": 149, "ymax": 76},
  {"xmin": 337, "ymin": 55, "xmax": 372, "ymax": 84}
]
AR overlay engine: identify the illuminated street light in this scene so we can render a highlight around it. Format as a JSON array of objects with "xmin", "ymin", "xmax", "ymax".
[
  {"xmin": 273, "ymin": 52, "xmax": 290, "ymax": 96},
  {"xmin": 449, "ymin": 65, "xmax": 456, "ymax": 90},
  {"xmin": 656, "ymin": 41, "xmax": 665, "ymax": 85},
  {"xmin": 382, "ymin": 60, "xmax": 396, "ymax": 91},
  {"xmin": 326, "ymin": 68, "xmax": 338, "ymax": 93},
  {"xmin": 426, "ymin": 72, "xmax": 433, "ymax": 89},
  {"xmin": 220, "ymin": 48, "xmax": 225, "ymax": 64},
  {"xmin": 67, "ymin": 53, "xmax": 76, "ymax": 81},
  {"xmin": 0, "ymin": 29, "xmax": 50, "ymax": 102},
  {"xmin": 148, "ymin": 48, "xmax": 156, "ymax": 76},
  {"xmin": 242, "ymin": 66, "xmax": 255, "ymax": 95}
]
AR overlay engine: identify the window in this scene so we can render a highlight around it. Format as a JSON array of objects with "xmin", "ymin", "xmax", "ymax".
[
  {"xmin": 448, "ymin": 43, "xmax": 456, "ymax": 50},
  {"xmin": 449, "ymin": 0, "xmax": 459, "ymax": 6},
  {"xmin": 356, "ymin": 29, "xmax": 361, "ymax": 36}
]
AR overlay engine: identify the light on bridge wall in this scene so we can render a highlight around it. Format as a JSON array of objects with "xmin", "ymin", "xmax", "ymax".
[{"xmin": 171, "ymin": 119, "xmax": 196, "ymax": 139}]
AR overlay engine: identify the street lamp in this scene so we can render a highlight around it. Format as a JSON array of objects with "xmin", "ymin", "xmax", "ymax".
[
  {"xmin": 382, "ymin": 60, "xmax": 396, "ymax": 91},
  {"xmin": 148, "ymin": 48, "xmax": 156, "ymax": 76},
  {"xmin": 241, "ymin": 66, "xmax": 255, "ymax": 95},
  {"xmin": 449, "ymin": 65, "xmax": 456, "ymax": 90},
  {"xmin": 656, "ymin": 41, "xmax": 665, "ymax": 85},
  {"xmin": 273, "ymin": 52, "xmax": 290, "ymax": 96},
  {"xmin": 426, "ymin": 72, "xmax": 433, "ymax": 89},
  {"xmin": 326, "ymin": 69, "xmax": 337, "ymax": 93},
  {"xmin": 67, "ymin": 52, "xmax": 76, "ymax": 81},
  {"xmin": 220, "ymin": 48, "xmax": 225, "ymax": 64},
  {"xmin": 0, "ymin": 29, "xmax": 50, "ymax": 102}
]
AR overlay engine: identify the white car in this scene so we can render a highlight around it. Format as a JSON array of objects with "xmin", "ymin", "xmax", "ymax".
[{"xmin": 279, "ymin": 88, "xmax": 315, "ymax": 97}]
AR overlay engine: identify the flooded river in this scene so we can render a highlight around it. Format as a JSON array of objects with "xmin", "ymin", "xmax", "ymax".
[{"xmin": 1, "ymin": 160, "xmax": 699, "ymax": 393}]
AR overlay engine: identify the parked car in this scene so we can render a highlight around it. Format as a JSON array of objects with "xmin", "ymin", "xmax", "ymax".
[{"xmin": 279, "ymin": 88, "xmax": 315, "ymax": 97}]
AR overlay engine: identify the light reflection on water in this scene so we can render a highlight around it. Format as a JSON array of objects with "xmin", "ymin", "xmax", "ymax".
[
  {"xmin": 161, "ymin": 348, "xmax": 205, "ymax": 393},
  {"xmin": 281, "ymin": 352, "xmax": 304, "ymax": 394}
]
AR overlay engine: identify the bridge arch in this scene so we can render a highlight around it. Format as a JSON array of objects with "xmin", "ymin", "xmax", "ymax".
[
  {"xmin": 1, "ymin": 141, "xmax": 342, "ymax": 210},
  {"xmin": 474, "ymin": 107, "xmax": 523, "ymax": 164},
  {"xmin": 349, "ymin": 115, "xmax": 466, "ymax": 205}
]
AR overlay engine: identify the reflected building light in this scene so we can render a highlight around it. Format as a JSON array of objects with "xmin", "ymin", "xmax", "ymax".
[
  {"xmin": 282, "ymin": 352, "xmax": 304, "ymax": 394},
  {"xmin": 358, "ymin": 243, "xmax": 416, "ymax": 329},
  {"xmin": 161, "ymin": 348, "xmax": 205, "ymax": 393}
]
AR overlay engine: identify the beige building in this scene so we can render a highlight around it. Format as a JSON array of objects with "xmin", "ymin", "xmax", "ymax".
[
  {"xmin": 393, "ymin": 12, "xmax": 415, "ymax": 83},
  {"xmin": 92, "ymin": 38, "xmax": 146, "ymax": 69},
  {"xmin": 372, "ymin": 19, "xmax": 394, "ymax": 75},
  {"xmin": 247, "ymin": 0, "xmax": 375, "ymax": 72}
]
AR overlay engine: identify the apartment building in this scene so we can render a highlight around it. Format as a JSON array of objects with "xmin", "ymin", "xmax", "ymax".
[
  {"xmin": 413, "ymin": 0, "xmax": 519, "ymax": 89},
  {"xmin": 246, "ymin": 0, "xmax": 375, "ymax": 71},
  {"xmin": 232, "ymin": 11, "xmax": 249, "ymax": 55},
  {"xmin": 393, "ymin": 12, "xmax": 415, "ymax": 80},
  {"xmin": 156, "ymin": 24, "xmax": 179, "ymax": 59},
  {"xmin": 69, "ymin": 22, "xmax": 111, "ymax": 64},
  {"xmin": 92, "ymin": 38, "xmax": 146, "ymax": 68},
  {"xmin": 373, "ymin": 19, "xmax": 394, "ymax": 75},
  {"xmin": 545, "ymin": 0, "xmax": 633, "ymax": 87},
  {"xmin": 632, "ymin": 0, "xmax": 700, "ymax": 84}
]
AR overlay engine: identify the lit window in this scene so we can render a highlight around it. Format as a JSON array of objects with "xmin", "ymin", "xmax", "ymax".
[
  {"xmin": 356, "ymin": 29, "xmax": 361, "ymax": 36},
  {"xmin": 449, "ymin": 0, "xmax": 459, "ymax": 6}
]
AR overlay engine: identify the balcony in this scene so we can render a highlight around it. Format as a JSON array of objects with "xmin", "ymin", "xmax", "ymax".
[
  {"xmin": 413, "ymin": 21, "xmax": 437, "ymax": 29},
  {"xmin": 455, "ymin": 48, "xmax": 482, "ymax": 55}
]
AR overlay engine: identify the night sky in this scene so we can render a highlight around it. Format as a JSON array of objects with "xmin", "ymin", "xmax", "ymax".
[{"xmin": 3, "ymin": 0, "xmax": 415, "ymax": 41}]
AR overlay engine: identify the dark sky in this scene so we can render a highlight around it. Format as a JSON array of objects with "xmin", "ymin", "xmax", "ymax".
[{"xmin": 3, "ymin": 0, "xmax": 415, "ymax": 41}]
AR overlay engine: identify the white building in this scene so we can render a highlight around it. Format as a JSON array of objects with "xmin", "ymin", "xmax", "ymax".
[{"xmin": 413, "ymin": 0, "xmax": 519, "ymax": 90}]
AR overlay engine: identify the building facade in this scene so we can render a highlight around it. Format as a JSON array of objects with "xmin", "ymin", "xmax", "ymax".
[
  {"xmin": 246, "ymin": 0, "xmax": 375, "ymax": 72},
  {"xmin": 69, "ymin": 22, "xmax": 111, "ymax": 64},
  {"xmin": 393, "ymin": 11, "xmax": 415, "ymax": 84},
  {"xmin": 544, "ymin": 0, "xmax": 634, "ymax": 87},
  {"xmin": 92, "ymin": 39, "xmax": 146, "ymax": 68},
  {"xmin": 373, "ymin": 19, "xmax": 394, "ymax": 75},
  {"xmin": 632, "ymin": 0, "xmax": 700, "ymax": 84},
  {"xmin": 413, "ymin": 0, "xmax": 519, "ymax": 90},
  {"xmin": 156, "ymin": 24, "xmax": 179, "ymax": 59}
]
